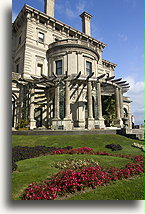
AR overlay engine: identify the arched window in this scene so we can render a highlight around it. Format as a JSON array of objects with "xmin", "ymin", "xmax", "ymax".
[{"xmin": 123, "ymin": 108, "xmax": 128, "ymax": 117}]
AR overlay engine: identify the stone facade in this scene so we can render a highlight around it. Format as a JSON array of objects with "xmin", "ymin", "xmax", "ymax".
[{"xmin": 12, "ymin": 0, "xmax": 132, "ymax": 130}]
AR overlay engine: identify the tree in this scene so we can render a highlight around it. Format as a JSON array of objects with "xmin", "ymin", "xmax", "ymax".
[{"xmin": 102, "ymin": 95, "xmax": 116, "ymax": 126}]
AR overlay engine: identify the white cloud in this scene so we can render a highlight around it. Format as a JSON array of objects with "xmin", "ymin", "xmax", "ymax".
[
  {"xmin": 65, "ymin": 8, "xmax": 76, "ymax": 19},
  {"xmin": 124, "ymin": 76, "xmax": 144, "ymax": 125},
  {"xmin": 118, "ymin": 33, "xmax": 128, "ymax": 42},
  {"xmin": 76, "ymin": 0, "xmax": 86, "ymax": 13},
  {"xmin": 91, "ymin": 22, "xmax": 104, "ymax": 42},
  {"xmin": 56, "ymin": 1, "xmax": 77, "ymax": 19}
]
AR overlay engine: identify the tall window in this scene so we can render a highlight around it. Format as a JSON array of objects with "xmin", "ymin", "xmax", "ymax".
[
  {"xmin": 38, "ymin": 32, "xmax": 44, "ymax": 43},
  {"xmin": 18, "ymin": 36, "xmax": 21, "ymax": 45},
  {"xmin": 16, "ymin": 64, "xmax": 19, "ymax": 73},
  {"xmin": 37, "ymin": 63, "xmax": 43, "ymax": 76},
  {"xmin": 56, "ymin": 60, "xmax": 62, "ymax": 75},
  {"xmin": 86, "ymin": 61, "xmax": 92, "ymax": 75}
]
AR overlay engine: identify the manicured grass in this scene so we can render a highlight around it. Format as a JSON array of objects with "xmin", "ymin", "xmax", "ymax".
[
  {"xmin": 64, "ymin": 174, "xmax": 144, "ymax": 200},
  {"xmin": 12, "ymin": 134, "xmax": 144, "ymax": 200},
  {"xmin": 12, "ymin": 154, "xmax": 132, "ymax": 200},
  {"xmin": 12, "ymin": 134, "xmax": 143, "ymax": 155}
]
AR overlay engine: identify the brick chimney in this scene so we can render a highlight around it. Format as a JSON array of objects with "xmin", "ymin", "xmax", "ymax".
[
  {"xmin": 80, "ymin": 12, "xmax": 92, "ymax": 36},
  {"xmin": 44, "ymin": 0, "xmax": 55, "ymax": 18}
]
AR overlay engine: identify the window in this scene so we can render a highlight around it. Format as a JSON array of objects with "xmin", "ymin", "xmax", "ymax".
[
  {"xmin": 37, "ymin": 63, "xmax": 43, "ymax": 76},
  {"xmin": 18, "ymin": 36, "xmax": 21, "ymax": 45},
  {"xmin": 86, "ymin": 61, "xmax": 92, "ymax": 75},
  {"xmin": 16, "ymin": 64, "xmax": 19, "ymax": 73},
  {"xmin": 38, "ymin": 32, "xmax": 44, "ymax": 43},
  {"xmin": 55, "ymin": 25, "xmax": 60, "ymax": 31},
  {"xmin": 56, "ymin": 60, "xmax": 62, "ymax": 75},
  {"xmin": 39, "ymin": 18, "xmax": 45, "ymax": 25}
]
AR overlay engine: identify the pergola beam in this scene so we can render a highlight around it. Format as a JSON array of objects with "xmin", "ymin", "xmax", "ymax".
[
  {"xmin": 111, "ymin": 78, "xmax": 122, "ymax": 83},
  {"xmin": 119, "ymin": 83, "xmax": 129, "ymax": 86},
  {"xmin": 97, "ymin": 74, "xmax": 106, "ymax": 81},
  {"xmin": 105, "ymin": 75, "xmax": 115, "ymax": 81},
  {"xmin": 117, "ymin": 81, "xmax": 127, "ymax": 85}
]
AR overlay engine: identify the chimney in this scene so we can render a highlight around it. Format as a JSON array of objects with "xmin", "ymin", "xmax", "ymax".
[
  {"xmin": 80, "ymin": 12, "xmax": 92, "ymax": 36},
  {"xmin": 44, "ymin": 0, "xmax": 55, "ymax": 18}
]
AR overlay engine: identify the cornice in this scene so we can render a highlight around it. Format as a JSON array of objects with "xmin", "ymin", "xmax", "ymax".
[
  {"xmin": 47, "ymin": 43, "xmax": 100, "ymax": 60},
  {"xmin": 12, "ymin": 4, "xmax": 106, "ymax": 50}
]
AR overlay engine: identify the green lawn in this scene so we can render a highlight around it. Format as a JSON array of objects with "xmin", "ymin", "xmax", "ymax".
[
  {"xmin": 12, "ymin": 134, "xmax": 143, "ymax": 155},
  {"xmin": 12, "ymin": 134, "xmax": 144, "ymax": 200},
  {"xmin": 64, "ymin": 175, "xmax": 144, "ymax": 200}
]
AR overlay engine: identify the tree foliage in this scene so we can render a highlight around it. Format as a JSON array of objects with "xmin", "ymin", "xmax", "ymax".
[{"xmin": 102, "ymin": 96, "xmax": 116, "ymax": 126}]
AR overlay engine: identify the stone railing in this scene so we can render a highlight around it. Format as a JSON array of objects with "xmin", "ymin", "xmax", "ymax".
[{"xmin": 48, "ymin": 39, "xmax": 97, "ymax": 52}]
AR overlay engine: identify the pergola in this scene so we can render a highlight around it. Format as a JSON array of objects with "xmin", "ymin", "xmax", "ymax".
[{"xmin": 12, "ymin": 72, "xmax": 130, "ymax": 130}]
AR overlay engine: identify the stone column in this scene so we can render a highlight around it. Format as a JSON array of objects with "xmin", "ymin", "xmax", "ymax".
[
  {"xmin": 63, "ymin": 80, "xmax": 72, "ymax": 130},
  {"xmin": 46, "ymin": 88, "xmax": 50, "ymax": 128},
  {"xmin": 78, "ymin": 86, "xmax": 85, "ymax": 129},
  {"xmin": 95, "ymin": 82, "xmax": 105, "ymax": 129},
  {"xmin": 115, "ymin": 87, "xmax": 121, "ymax": 119},
  {"xmin": 87, "ymin": 81, "xmax": 94, "ymax": 129},
  {"xmin": 119, "ymin": 88, "xmax": 123, "ymax": 118},
  {"xmin": 52, "ymin": 83, "xmax": 61, "ymax": 130},
  {"xmin": 127, "ymin": 103, "xmax": 132, "ymax": 129},
  {"xmin": 114, "ymin": 86, "xmax": 123, "ymax": 128},
  {"xmin": 65, "ymin": 81, "xmax": 70, "ymax": 119},
  {"xmin": 87, "ymin": 81, "xmax": 93, "ymax": 119},
  {"xmin": 97, "ymin": 82, "xmax": 103, "ymax": 119},
  {"xmin": 29, "ymin": 86, "xmax": 36, "ymax": 130},
  {"xmin": 54, "ymin": 84, "xmax": 60, "ymax": 119},
  {"xmin": 17, "ymin": 84, "xmax": 23, "ymax": 126}
]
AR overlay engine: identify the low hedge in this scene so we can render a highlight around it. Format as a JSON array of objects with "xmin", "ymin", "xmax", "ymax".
[
  {"xmin": 12, "ymin": 145, "xmax": 73, "ymax": 171},
  {"xmin": 105, "ymin": 144, "xmax": 122, "ymax": 151}
]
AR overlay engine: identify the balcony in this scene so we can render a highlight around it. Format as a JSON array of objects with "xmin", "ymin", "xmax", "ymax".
[{"xmin": 47, "ymin": 39, "xmax": 99, "ymax": 57}]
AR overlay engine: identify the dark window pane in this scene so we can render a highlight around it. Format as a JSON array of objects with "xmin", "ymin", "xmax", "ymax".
[
  {"xmin": 19, "ymin": 36, "xmax": 21, "ymax": 45},
  {"xmin": 56, "ymin": 60, "xmax": 62, "ymax": 75},
  {"xmin": 86, "ymin": 61, "xmax": 92, "ymax": 75},
  {"xmin": 16, "ymin": 64, "xmax": 19, "ymax": 73},
  {"xmin": 38, "ymin": 32, "xmax": 44, "ymax": 43}
]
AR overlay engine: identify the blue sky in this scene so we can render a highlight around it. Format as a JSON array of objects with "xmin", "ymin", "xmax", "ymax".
[{"xmin": 12, "ymin": 0, "xmax": 144, "ymax": 125}]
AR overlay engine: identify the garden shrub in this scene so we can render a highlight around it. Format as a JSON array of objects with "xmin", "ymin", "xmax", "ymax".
[
  {"xmin": 16, "ymin": 119, "xmax": 29, "ymax": 129},
  {"xmin": 12, "ymin": 159, "xmax": 17, "ymax": 171},
  {"xmin": 105, "ymin": 144, "xmax": 122, "ymax": 151},
  {"xmin": 12, "ymin": 145, "xmax": 73, "ymax": 171}
]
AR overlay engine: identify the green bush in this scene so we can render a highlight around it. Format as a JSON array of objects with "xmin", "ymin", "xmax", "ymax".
[{"xmin": 16, "ymin": 119, "xmax": 29, "ymax": 130}]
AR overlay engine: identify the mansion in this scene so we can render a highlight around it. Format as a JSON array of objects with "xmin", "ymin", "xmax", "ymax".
[{"xmin": 12, "ymin": 0, "xmax": 132, "ymax": 131}]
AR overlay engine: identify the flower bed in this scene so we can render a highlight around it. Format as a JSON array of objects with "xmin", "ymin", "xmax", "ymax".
[
  {"xmin": 132, "ymin": 142, "xmax": 145, "ymax": 152},
  {"xmin": 51, "ymin": 147, "xmax": 93, "ymax": 155},
  {"xmin": 20, "ymin": 147, "xmax": 144, "ymax": 200},
  {"xmin": 12, "ymin": 145, "xmax": 73, "ymax": 171},
  {"xmin": 55, "ymin": 158, "xmax": 99, "ymax": 170},
  {"xmin": 50, "ymin": 147, "xmax": 132, "ymax": 160}
]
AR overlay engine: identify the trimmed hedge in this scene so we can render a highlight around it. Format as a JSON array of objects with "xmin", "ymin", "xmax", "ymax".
[
  {"xmin": 12, "ymin": 145, "xmax": 73, "ymax": 171},
  {"xmin": 105, "ymin": 144, "xmax": 122, "ymax": 151}
]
